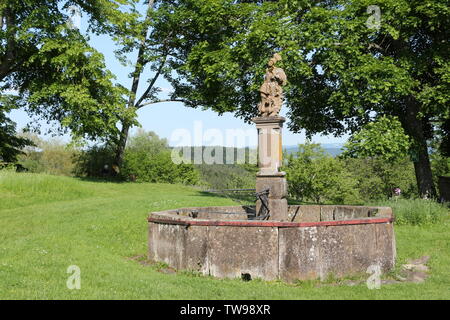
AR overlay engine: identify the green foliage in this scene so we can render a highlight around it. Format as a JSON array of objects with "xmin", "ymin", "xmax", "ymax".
[
  {"xmin": 438, "ymin": 119, "xmax": 450, "ymax": 157},
  {"xmin": 284, "ymin": 142, "xmax": 362, "ymax": 204},
  {"xmin": 19, "ymin": 37, "xmax": 133, "ymax": 141},
  {"xmin": 430, "ymin": 127, "xmax": 450, "ymax": 184},
  {"xmin": 0, "ymin": 162, "xmax": 18, "ymax": 172},
  {"xmin": 0, "ymin": 0, "xmax": 137, "ymax": 141},
  {"xmin": 120, "ymin": 129, "xmax": 199, "ymax": 184},
  {"xmin": 431, "ymin": 151, "xmax": 450, "ymax": 179},
  {"xmin": 154, "ymin": 0, "xmax": 449, "ymax": 196},
  {"xmin": 73, "ymin": 144, "xmax": 116, "ymax": 178},
  {"xmin": 196, "ymin": 164, "xmax": 256, "ymax": 190},
  {"xmin": 344, "ymin": 157, "xmax": 417, "ymax": 200},
  {"xmin": 120, "ymin": 130, "xmax": 199, "ymax": 185},
  {"xmin": 370, "ymin": 199, "xmax": 449, "ymax": 226},
  {"xmin": 18, "ymin": 135, "xmax": 78, "ymax": 176},
  {"xmin": 341, "ymin": 116, "xmax": 418, "ymax": 199},
  {"xmin": 177, "ymin": 146, "xmax": 257, "ymax": 167},
  {"xmin": 0, "ymin": 102, "xmax": 33, "ymax": 162},
  {"xmin": 126, "ymin": 129, "xmax": 169, "ymax": 156},
  {"xmin": 121, "ymin": 150, "xmax": 199, "ymax": 185},
  {"xmin": 285, "ymin": 142, "xmax": 418, "ymax": 203},
  {"xmin": 342, "ymin": 116, "xmax": 412, "ymax": 161},
  {"xmin": 155, "ymin": 0, "xmax": 448, "ymax": 130},
  {"xmin": 74, "ymin": 130, "xmax": 199, "ymax": 185}
]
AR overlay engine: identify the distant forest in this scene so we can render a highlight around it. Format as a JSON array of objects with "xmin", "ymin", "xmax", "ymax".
[{"xmin": 173, "ymin": 144, "xmax": 345, "ymax": 164}]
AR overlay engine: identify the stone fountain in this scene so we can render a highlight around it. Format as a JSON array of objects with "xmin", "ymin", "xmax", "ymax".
[{"xmin": 148, "ymin": 54, "xmax": 396, "ymax": 282}]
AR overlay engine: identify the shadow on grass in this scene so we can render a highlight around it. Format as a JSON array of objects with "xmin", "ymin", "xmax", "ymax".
[{"xmin": 73, "ymin": 176, "xmax": 127, "ymax": 184}]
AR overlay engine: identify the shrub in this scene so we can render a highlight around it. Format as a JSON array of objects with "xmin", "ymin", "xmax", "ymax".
[
  {"xmin": 0, "ymin": 162, "xmax": 18, "ymax": 172},
  {"xmin": 127, "ymin": 129, "xmax": 169, "ymax": 156},
  {"xmin": 19, "ymin": 137, "xmax": 78, "ymax": 176},
  {"xmin": 73, "ymin": 144, "xmax": 116, "ymax": 178},
  {"xmin": 284, "ymin": 142, "xmax": 362, "ymax": 204},
  {"xmin": 74, "ymin": 130, "xmax": 200, "ymax": 185},
  {"xmin": 121, "ymin": 150, "xmax": 199, "ymax": 185},
  {"xmin": 431, "ymin": 152, "xmax": 450, "ymax": 182},
  {"xmin": 118, "ymin": 129, "xmax": 199, "ymax": 184},
  {"xmin": 196, "ymin": 164, "xmax": 256, "ymax": 190},
  {"xmin": 340, "ymin": 116, "xmax": 422, "ymax": 199},
  {"xmin": 344, "ymin": 157, "xmax": 418, "ymax": 200}
]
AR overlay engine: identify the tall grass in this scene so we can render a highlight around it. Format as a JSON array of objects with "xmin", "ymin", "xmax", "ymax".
[
  {"xmin": 370, "ymin": 198, "xmax": 449, "ymax": 226},
  {"xmin": 0, "ymin": 170, "xmax": 95, "ymax": 210}
]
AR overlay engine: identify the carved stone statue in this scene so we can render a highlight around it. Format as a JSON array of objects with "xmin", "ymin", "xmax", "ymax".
[{"xmin": 258, "ymin": 53, "xmax": 287, "ymax": 117}]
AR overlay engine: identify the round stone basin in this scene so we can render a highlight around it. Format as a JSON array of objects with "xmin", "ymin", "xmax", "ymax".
[{"xmin": 148, "ymin": 205, "xmax": 396, "ymax": 282}]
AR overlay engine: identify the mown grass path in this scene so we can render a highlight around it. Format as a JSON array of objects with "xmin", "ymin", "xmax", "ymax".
[{"xmin": 0, "ymin": 172, "xmax": 449, "ymax": 299}]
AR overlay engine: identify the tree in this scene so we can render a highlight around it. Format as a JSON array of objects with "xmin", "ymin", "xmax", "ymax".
[
  {"xmin": 126, "ymin": 128, "xmax": 169, "ymax": 156},
  {"xmin": 342, "ymin": 116, "xmax": 412, "ymax": 161},
  {"xmin": 120, "ymin": 130, "xmax": 199, "ymax": 184},
  {"xmin": 284, "ymin": 142, "xmax": 361, "ymax": 204},
  {"xmin": 343, "ymin": 157, "xmax": 417, "ymax": 200},
  {"xmin": 341, "ymin": 116, "xmax": 418, "ymax": 198},
  {"xmin": 0, "ymin": 0, "xmax": 136, "ymax": 143},
  {"xmin": 109, "ymin": 0, "xmax": 190, "ymax": 167},
  {"xmin": 18, "ymin": 135, "xmax": 79, "ymax": 176},
  {"xmin": 151, "ymin": 0, "xmax": 449, "ymax": 198}
]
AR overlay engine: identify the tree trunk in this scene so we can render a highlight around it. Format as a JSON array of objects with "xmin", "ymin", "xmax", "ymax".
[
  {"xmin": 403, "ymin": 96, "xmax": 437, "ymax": 198},
  {"xmin": 113, "ymin": 2, "xmax": 154, "ymax": 168},
  {"xmin": 114, "ymin": 121, "xmax": 131, "ymax": 169},
  {"xmin": 413, "ymin": 146, "xmax": 436, "ymax": 198},
  {"xmin": 113, "ymin": 57, "xmax": 142, "ymax": 168}
]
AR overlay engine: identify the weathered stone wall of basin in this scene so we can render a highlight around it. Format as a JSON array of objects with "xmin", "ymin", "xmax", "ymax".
[{"xmin": 148, "ymin": 205, "xmax": 396, "ymax": 282}]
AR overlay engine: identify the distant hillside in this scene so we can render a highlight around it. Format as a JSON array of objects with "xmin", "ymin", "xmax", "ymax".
[
  {"xmin": 284, "ymin": 144, "xmax": 345, "ymax": 157},
  {"xmin": 172, "ymin": 144, "xmax": 345, "ymax": 162}
]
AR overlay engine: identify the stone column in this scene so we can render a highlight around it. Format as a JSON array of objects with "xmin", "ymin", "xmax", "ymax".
[{"xmin": 253, "ymin": 116, "xmax": 289, "ymax": 221}]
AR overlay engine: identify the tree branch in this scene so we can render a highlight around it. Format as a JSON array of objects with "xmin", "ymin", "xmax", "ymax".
[
  {"xmin": 368, "ymin": 42, "xmax": 384, "ymax": 51},
  {"xmin": 137, "ymin": 99, "xmax": 187, "ymax": 109},
  {"xmin": 126, "ymin": 0, "xmax": 156, "ymax": 109},
  {"xmin": 134, "ymin": 27, "xmax": 174, "ymax": 109},
  {"xmin": 134, "ymin": 55, "xmax": 167, "ymax": 108}
]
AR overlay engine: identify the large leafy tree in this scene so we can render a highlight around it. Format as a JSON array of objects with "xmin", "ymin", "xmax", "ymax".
[
  {"xmin": 110, "ymin": 0, "xmax": 191, "ymax": 167},
  {"xmin": 0, "ymin": 0, "xmax": 137, "ymax": 160},
  {"xmin": 110, "ymin": 0, "xmax": 161, "ymax": 167},
  {"xmin": 152, "ymin": 0, "xmax": 449, "ymax": 198}
]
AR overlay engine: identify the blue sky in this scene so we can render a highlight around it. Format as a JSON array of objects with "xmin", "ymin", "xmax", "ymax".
[{"xmin": 8, "ymin": 5, "xmax": 349, "ymax": 148}]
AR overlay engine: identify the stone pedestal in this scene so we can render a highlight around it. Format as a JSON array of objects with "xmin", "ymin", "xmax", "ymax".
[
  {"xmin": 256, "ymin": 175, "xmax": 289, "ymax": 221},
  {"xmin": 253, "ymin": 116, "xmax": 285, "ymax": 175},
  {"xmin": 253, "ymin": 116, "xmax": 289, "ymax": 221}
]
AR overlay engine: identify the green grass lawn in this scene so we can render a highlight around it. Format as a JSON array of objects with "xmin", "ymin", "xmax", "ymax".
[{"xmin": 0, "ymin": 171, "xmax": 449, "ymax": 300}]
